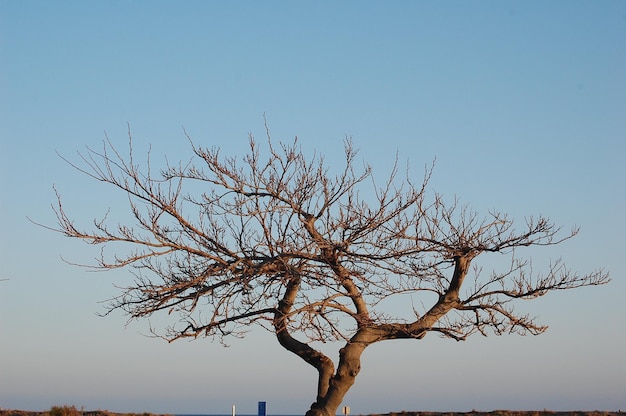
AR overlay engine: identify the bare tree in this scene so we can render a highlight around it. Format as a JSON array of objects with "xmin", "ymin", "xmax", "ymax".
[{"xmin": 46, "ymin": 128, "xmax": 608, "ymax": 416}]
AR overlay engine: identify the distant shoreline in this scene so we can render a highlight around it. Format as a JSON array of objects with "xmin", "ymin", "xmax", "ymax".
[{"xmin": 1, "ymin": 410, "xmax": 624, "ymax": 416}]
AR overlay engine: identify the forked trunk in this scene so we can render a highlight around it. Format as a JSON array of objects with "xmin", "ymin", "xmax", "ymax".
[{"xmin": 306, "ymin": 341, "xmax": 366, "ymax": 416}]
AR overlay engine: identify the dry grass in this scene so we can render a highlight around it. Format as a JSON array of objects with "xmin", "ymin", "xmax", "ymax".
[{"xmin": 0, "ymin": 406, "xmax": 169, "ymax": 416}]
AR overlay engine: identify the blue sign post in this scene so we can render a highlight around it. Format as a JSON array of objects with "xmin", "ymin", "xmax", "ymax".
[{"xmin": 258, "ymin": 401, "xmax": 266, "ymax": 416}]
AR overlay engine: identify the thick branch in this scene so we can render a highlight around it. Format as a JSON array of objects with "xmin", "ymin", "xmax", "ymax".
[{"xmin": 273, "ymin": 270, "xmax": 334, "ymax": 400}]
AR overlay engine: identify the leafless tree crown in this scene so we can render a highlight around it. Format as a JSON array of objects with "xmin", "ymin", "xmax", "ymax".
[
  {"xmin": 49, "ymin": 131, "xmax": 607, "ymax": 344},
  {"xmin": 45, "ymin": 129, "xmax": 608, "ymax": 416}
]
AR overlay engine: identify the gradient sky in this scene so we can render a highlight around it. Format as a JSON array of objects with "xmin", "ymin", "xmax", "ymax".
[{"xmin": 1, "ymin": 1, "xmax": 625, "ymax": 414}]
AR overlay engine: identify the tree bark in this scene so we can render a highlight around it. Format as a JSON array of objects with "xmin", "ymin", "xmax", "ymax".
[{"xmin": 306, "ymin": 341, "xmax": 366, "ymax": 416}]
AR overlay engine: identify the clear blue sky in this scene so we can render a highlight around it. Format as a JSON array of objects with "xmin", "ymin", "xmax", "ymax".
[{"xmin": 1, "ymin": 1, "xmax": 625, "ymax": 414}]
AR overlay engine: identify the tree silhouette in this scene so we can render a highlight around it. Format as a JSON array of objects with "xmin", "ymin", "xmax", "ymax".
[{"xmin": 47, "ymin": 127, "xmax": 609, "ymax": 416}]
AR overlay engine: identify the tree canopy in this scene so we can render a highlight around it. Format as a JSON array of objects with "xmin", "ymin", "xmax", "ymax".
[{"xmin": 48, "ymin": 129, "xmax": 609, "ymax": 416}]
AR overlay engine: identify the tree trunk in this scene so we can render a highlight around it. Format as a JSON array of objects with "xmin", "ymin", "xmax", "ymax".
[{"xmin": 306, "ymin": 341, "xmax": 366, "ymax": 416}]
